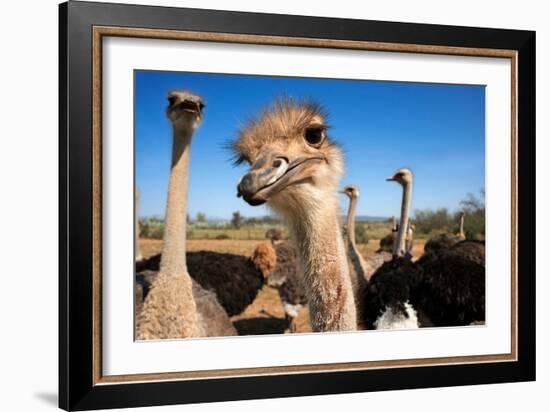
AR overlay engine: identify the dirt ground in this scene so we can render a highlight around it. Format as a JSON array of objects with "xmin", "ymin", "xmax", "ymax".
[{"xmin": 139, "ymin": 238, "xmax": 426, "ymax": 334}]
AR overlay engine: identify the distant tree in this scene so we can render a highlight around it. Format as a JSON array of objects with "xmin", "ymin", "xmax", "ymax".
[
  {"xmin": 231, "ymin": 211, "xmax": 243, "ymax": 229},
  {"xmin": 411, "ymin": 189, "xmax": 485, "ymax": 240},
  {"xmin": 414, "ymin": 208, "xmax": 452, "ymax": 235},
  {"xmin": 460, "ymin": 190, "xmax": 485, "ymax": 212},
  {"xmin": 460, "ymin": 190, "xmax": 485, "ymax": 240},
  {"xmin": 139, "ymin": 216, "xmax": 164, "ymax": 239},
  {"xmin": 245, "ymin": 215, "xmax": 281, "ymax": 225},
  {"xmin": 196, "ymin": 212, "xmax": 207, "ymax": 223}
]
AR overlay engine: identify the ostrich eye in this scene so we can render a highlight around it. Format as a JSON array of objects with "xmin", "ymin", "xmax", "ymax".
[
  {"xmin": 167, "ymin": 96, "xmax": 177, "ymax": 107},
  {"xmin": 304, "ymin": 126, "xmax": 326, "ymax": 147}
]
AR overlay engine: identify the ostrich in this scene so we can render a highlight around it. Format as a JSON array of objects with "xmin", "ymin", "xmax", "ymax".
[
  {"xmin": 234, "ymin": 98, "xmax": 357, "ymax": 332},
  {"xmin": 424, "ymin": 210, "xmax": 466, "ymax": 256},
  {"xmin": 137, "ymin": 90, "xmax": 236, "ymax": 339},
  {"xmin": 261, "ymin": 233, "xmax": 306, "ymax": 332},
  {"xmin": 339, "ymin": 185, "xmax": 386, "ymax": 322},
  {"xmin": 340, "ymin": 186, "xmax": 387, "ymax": 275},
  {"xmin": 363, "ymin": 169, "xmax": 485, "ymax": 328},
  {"xmin": 378, "ymin": 216, "xmax": 397, "ymax": 253},
  {"xmin": 362, "ymin": 168, "xmax": 421, "ymax": 329},
  {"xmin": 340, "ymin": 185, "xmax": 387, "ymax": 326}
]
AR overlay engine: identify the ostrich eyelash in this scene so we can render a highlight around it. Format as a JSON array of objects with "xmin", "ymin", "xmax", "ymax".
[{"xmin": 233, "ymin": 155, "xmax": 247, "ymax": 166}]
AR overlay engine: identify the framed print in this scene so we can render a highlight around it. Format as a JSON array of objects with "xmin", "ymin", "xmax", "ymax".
[{"xmin": 59, "ymin": 1, "xmax": 535, "ymax": 410}]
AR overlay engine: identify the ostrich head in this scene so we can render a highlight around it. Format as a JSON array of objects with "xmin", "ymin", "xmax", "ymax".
[
  {"xmin": 166, "ymin": 90, "xmax": 205, "ymax": 131},
  {"xmin": 233, "ymin": 98, "xmax": 344, "ymax": 219},
  {"xmin": 386, "ymin": 168, "xmax": 413, "ymax": 186},
  {"xmin": 340, "ymin": 185, "xmax": 360, "ymax": 200}
]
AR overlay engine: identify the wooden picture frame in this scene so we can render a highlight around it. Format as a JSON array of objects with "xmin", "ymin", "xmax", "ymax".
[{"xmin": 59, "ymin": 1, "xmax": 535, "ymax": 410}]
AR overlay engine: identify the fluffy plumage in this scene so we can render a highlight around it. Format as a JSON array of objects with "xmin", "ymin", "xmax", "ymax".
[
  {"xmin": 262, "ymin": 240, "xmax": 307, "ymax": 330},
  {"xmin": 136, "ymin": 273, "xmax": 237, "ymax": 339},
  {"xmin": 362, "ymin": 257, "xmax": 423, "ymax": 329},
  {"xmin": 423, "ymin": 233, "xmax": 461, "ymax": 256},
  {"xmin": 413, "ymin": 240, "xmax": 485, "ymax": 326},
  {"xmin": 192, "ymin": 281, "xmax": 239, "ymax": 337},
  {"xmin": 251, "ymin": 242, "xmax": 278, "ymax": 279},
  {"xmin": 265, "ymin": 228, "xmax": 283, "ymax": 243},
  {"xmin": 374, "ymin": 302, "xmax": 419, "ymax": 330},
  {"xmin": 232, "ymin": 98, "xmax": 329, "ymax": 166},
  {"xmin": 137, "ymin": 274, "xmax": 197, "ymax": 339},
  {"xmin": 137, "ymin": 250, "xmax": 266, "ymax": 317},
  {"xmin": 363, "ymin": 240, "xmax": 485, "ymax": 329},
  {"xmin": 378, "ymin": 232, "xmax": 396, "ymax": 253}
]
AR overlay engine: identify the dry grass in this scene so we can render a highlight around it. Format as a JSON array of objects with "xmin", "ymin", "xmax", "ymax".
[
  {"xmin": 138, "ymin": 237, "xmax": 426, "ymax": 334},
  {"xmin": 188, "ymin": 227, "xmax": 289, "ymax": 241},
  {"xmin": 140, "ymin": 238, "xmax": 266, "ymax": 259},
  {"xmin": 357, "ymin": 239, "xmax": 426, "ymax": 262}
]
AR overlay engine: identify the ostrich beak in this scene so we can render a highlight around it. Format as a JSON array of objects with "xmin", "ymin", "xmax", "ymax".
[
  {"xmin": 237, "ymin": 154, "xmax": 324, "ymax": 206},
  {"xmin": 386, "ymin": 175, "xmax": 397, "ymax": 181}
]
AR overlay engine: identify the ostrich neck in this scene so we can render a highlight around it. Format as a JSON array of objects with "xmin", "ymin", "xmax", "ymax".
[
  {"xmin": 290, "ymin": 194, "xmax": 356, "ymax": 331},
  {"xmin": 459, "ymin": 215, "xmax": 465, "ymax": 237},
  {"xmin": 393, "ymin": 181, "xmax": 412, "ymax": 257},
  {"xmin": 346, "ymin": 196, "xmax": 357, "ymax": 247},
  {"xmin": 346, "ymin": 196, "xmax": 368, "ymax": 294},
  {"xmin": 159, "ymin": 126, "xmax": 193, "ymax": 276}
]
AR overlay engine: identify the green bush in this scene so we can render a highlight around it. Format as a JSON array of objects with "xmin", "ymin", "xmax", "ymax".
[
  {"xmin": 413, "ymin": 208, "xmax": 452, "ymax": 235},
  {"xmin": 139, "ymin": 217, "xmax": 164, "ymax": 239},
  {"xmin": 460, "ymin": 191, "xmax": 485, "ymax": 240},
  {"xmin": 412, "ymin": 190, "xmax": 485, "ymax": 241},
  {"xmin": 355, "ymin": 223, "xmax": 370, "ymax": 245},
  {"xmin": 231, "ymin": 211, "xmax": 243, "ymax": 229},
  {"xmin": 215, "ymin": 233, "xmax": 230, "ymax": 240}
]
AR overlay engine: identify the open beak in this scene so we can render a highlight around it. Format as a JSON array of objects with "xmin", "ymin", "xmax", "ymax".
[
  {"xmin": 237, "ymin": 154, "xmax": 324, "ymax": 206},
  {"xmin": 168, "ymin": 99, "xmax": 204, "ymax": 120},
  {"xmin": 179, "ymin": 99, "xmax": 202, "ymax": 114}
]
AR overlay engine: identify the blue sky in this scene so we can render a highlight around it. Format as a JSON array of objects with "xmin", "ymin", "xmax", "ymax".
[{"xmin": 135, "ymin": 71, "xmax": 485, "ymax": 220}]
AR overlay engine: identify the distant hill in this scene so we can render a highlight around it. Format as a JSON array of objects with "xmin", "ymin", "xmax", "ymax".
[{"xmin": 355, "ymin": 215, "xmax": 390, "ymax": 222}]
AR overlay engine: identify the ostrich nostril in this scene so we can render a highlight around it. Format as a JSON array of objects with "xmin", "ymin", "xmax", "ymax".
[
  {"xmin": 273, "ymin": 159, "xmax": 282, "ymax": 168},
  {"xmin": 238, "ymin": 174, "xmax": 255, "ymax": 196}
]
